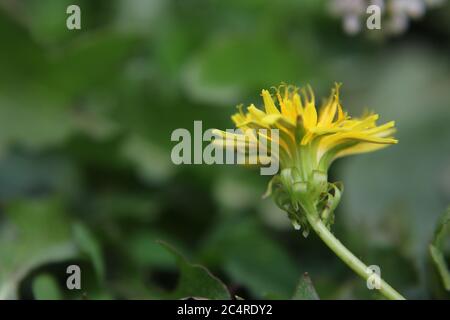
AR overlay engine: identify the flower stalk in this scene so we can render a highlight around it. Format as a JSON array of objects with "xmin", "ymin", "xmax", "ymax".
[{"xmin": 305, "ymin": 211, "xmax": 405, "ymax": 300}]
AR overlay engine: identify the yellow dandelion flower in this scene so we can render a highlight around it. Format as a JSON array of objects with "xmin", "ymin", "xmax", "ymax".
[
  {"xmin": 212, "ymin": 83, "xmax": 397, "ymax": 233},
  {"xmin": 211, "ymin": 83, "xmax": 404, "ymax": 300},
  {"xmin": 211, "ymin": 83, "xmax": 405, "ymax": 300},
  {"xmin": 213, "ymin": 83, "xmax": 397, "ymax": 174}
]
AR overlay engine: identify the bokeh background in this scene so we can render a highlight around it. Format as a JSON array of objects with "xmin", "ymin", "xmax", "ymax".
[{"xmin": 0, "ymin": 0, "xmax": 449, "ymax": 300}]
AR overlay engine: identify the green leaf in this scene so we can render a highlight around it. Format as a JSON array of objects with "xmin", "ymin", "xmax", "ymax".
[
  {"xmin": 127, "ymin": 231, "xmax": 175, "ymax": 269},
  {"xmin": 292, "ymin": 273, "xmax": 319, "ymax": 300},
  {"xmin": 32, "ymin": 274, "xmax": 63, "ymax": 300},
  {"xmin": 183, "ymin": 34, "xmax": 309, "ymax": 105},
  {"xmin": 73, "ymin": 223, "xmax": 105, "ymax": 282},
  {"xmin": 0, "ymin": 9, "xmax": 49, "ymax": 86},
  {"xmin": 159, "ymin": 241, "xmax": 231, "ymax": 300},
  {"xmin": 429, "ymin": 207, "xmax": 450, "ymax": 291},
  {"xmin": 0, "ymin": 198, "xmax": 77, "ymax": 299},
  {"xmin": 121, "ymin": 134, "xmax": 175, "ymax": 183},
  {"xmin": 24, "ymin": 0, "xmax": 77, "ymax": 45},
  {"xmin": 201, "ymin": 216, "xmax": 299, "ymax": 298},
  {"xmin": 45, "ymin": 32, "xmax": 138, "ymax": 97},
  {"xmin": 0, "ymin": 93, "xmax": 75, "ymax": 151}
]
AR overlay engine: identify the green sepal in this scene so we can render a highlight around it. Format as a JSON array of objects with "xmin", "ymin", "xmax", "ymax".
[
  {"xmin": 320, "ymin": 182, "xmax": 343, "ymax": 228},
  {"xmin": 265, "ymin": 168, "xmax": 343, "ymax": 235},
  {"xmin": 262, "ymin": 175, "xmax": 280, "ymax": 199},
  {"xmin": 308, "ymin": 170, "xmax": 328, "ymax": 201}
]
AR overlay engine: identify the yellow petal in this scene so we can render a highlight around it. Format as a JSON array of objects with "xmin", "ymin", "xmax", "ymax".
[
  {"xmin": 281, "ymin": 99, "xmax": 297, "ymax": 123},
  {"xmin": 261, "ymin": 89, "xmax": 280, "ymax": 115},
  {"xmin": 363, "ymin": 121, "xmax": 395, "ymax": 136},
  {"xmin": 319, "ymin": 131, "xmax": 397, "ymax": 154},
  {"xmin": 318, "ymin": 100, "xmax": 337, "ymax": 127},
  {"xmin": 334, "ymin": 142, "xmax": 390, "ymax": 159},
  {"xmin": 292, "ymin": 92, "xmax": 304, "ymax": 116},
  {"xmin": 231, "ymin": 113, "xmax": 246, "ymax": 126},
  {"xmin": 247, "ymin": 104, "xmax": 266, "ymax": 121},
  {"xmin": 303, "ymin": 102, "xmax": 317, "ymax": 129}
]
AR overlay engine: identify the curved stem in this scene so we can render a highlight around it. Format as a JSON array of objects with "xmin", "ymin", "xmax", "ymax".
[{"xmin": 305, "ymin": 214, "xmax": 405, "ymax": 300}]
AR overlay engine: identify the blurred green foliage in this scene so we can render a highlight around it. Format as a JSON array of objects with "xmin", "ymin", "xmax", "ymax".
[{"xmin": 0, "ymin": 0, "xmax": 449, "ymax": 299}]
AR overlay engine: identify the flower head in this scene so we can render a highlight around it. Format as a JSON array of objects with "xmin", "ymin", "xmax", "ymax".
[{"xmin": 213, "ymin": 83, "xmax": 397, "ymax": 235}]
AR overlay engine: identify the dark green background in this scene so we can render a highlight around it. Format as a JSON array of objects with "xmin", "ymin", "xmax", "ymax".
[{"xmin": 0, "ymin": 0, "xmax": 449, "ymax": 299}]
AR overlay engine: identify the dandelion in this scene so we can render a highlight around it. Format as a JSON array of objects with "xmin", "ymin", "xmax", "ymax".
[{"xmin": 212, "ymin": 83, "xmax": 405, "ymax": 300}]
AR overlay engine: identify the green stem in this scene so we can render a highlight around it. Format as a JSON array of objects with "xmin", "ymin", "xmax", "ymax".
[{"xmin": 305, "ymin": 213, "xmax": 406, "ymax": 300}]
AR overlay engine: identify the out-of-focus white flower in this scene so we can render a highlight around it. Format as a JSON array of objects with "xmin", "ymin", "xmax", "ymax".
[
  {"xmin": 390, "ymin": 0, "xmax": 425, "ymax": 19},
  {"xmin": 386, "ymin": 11, "xmax": 409, "ymax": 34},
  {"xmin": 330, "ymin": 0, "xmax": 367, "ymax": 14},
  {"xmin": 330, "ymin": 0, "xmax": 446, "ymax": 36},
  {"xmin": 343, "ymin": 14, "xmax": 362, "ymax": 34}
]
